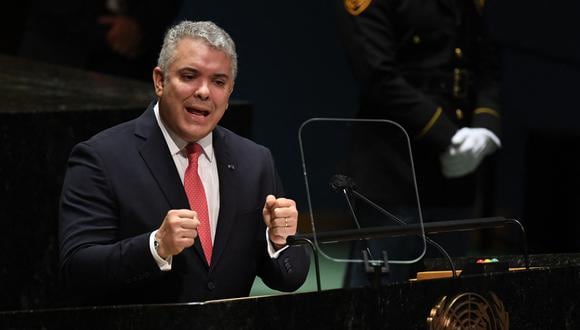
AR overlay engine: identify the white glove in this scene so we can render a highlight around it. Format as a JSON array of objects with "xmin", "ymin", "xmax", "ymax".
[{"xmin": 440, "ymin": 127, "xmax": 501, "ymax": 178}]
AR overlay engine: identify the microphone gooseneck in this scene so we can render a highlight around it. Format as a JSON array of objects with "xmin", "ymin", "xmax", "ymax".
[
  {"xmin": 331, "ymin": 175, "xmax": 374, "ymax": 259},
  {"xmin": 329, "ymin": 174, "xmax": 457, "ymax": 278}
]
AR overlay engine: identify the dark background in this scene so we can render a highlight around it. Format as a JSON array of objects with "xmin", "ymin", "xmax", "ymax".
[{"xmin": 1, "ymin": 0, "xmax": 579, "ymax": 311}]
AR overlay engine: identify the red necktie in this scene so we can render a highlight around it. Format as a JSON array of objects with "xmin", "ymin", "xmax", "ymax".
[{"xmin": 184, "ymin": 143, "xmax": 212, "ymax": 265}]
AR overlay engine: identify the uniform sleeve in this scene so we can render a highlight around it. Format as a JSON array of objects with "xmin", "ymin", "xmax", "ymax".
[
  {"xmin": 471, "ymin": 4, "xmax": 502, "ymax": 138},
  {"xmin": 336, "ymin": 0, "xmax": 458, "ymax": 150}
]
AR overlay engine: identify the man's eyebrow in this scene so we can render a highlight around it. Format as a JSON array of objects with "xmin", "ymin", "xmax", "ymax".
[
  {"xmin": 177, "ymin": 67, "xmax": 198, "ymax": 74},
  {"xmin": 212, "ymin": 73, "xmax": 230, "ymax": 80}
]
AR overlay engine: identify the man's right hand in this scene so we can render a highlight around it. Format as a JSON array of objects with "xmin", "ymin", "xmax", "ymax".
[{"xmin": 155, "ymin": 209, "xmax": 199, "ymax": 259}]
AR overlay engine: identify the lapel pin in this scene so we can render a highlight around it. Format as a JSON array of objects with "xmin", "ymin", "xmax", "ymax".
[{"xmin": 227, "ymin": 164, "xmax": 236, "ymax": 170}]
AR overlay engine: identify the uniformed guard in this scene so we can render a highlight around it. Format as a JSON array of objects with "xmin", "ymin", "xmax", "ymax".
[{"xmin": 337, "ymin": 0, "xmax": 502, "ymax": 286}]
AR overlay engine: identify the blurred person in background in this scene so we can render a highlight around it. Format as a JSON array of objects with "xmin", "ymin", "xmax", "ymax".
[{"xmin": 18, "ymin": 0, "xmax": 181, "ymax": 81}]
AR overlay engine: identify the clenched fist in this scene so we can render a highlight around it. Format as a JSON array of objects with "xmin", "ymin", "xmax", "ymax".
[
  {"xmin": 155, "ymin": 209, "xmax": 200, "ymax": 259},
  {"xmin": 262, "ymin": 195, "xmax": 298, "ymax": 250}
]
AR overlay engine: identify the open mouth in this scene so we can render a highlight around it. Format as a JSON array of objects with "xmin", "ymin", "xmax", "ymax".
[{"xmin": 186, "ymin": 107, "xmax": 210, "ymax": 117}]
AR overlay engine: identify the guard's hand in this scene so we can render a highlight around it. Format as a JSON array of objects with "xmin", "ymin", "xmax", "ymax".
[
  {"xmin": 262, "ymin": 195, "xmax": 298, "ymax": 250},
  {"xmin": 155, "ymin": 209, "xmax": 200, "ymax": 259},
  {"xmin": 440, "ymin": 127, "xmax": 501, "ymax": 178}
]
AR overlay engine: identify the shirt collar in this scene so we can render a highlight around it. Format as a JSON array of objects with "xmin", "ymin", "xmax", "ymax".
[{"xmin": 153, "ymin": 102, "xmax": 214, "ymax": 162}]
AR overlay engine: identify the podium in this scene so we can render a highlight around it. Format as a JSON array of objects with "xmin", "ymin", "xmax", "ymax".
[{"xmin": 1, "ymin": 253, "xmax": 579, "ymax": 329}]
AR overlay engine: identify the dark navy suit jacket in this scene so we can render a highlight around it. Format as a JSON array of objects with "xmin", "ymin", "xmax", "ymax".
[{"xmin": 58, "ymin": 102, "xmax": 309, "ymax": 305}]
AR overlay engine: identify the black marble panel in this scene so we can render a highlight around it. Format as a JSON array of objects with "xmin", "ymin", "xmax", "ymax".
[
  {"xmin": 0, "ymin": 54, "xmax": 252, "ymax": 311},
  {"xmin": 0, "ymin": 110, "xmax": 143, "ymax": 311},
  {"xmin": 0, "ymin": 54, "xmax": 154, "ymax": 114},
  {"xmin": 0, "ymin": 259, "xmax": 579, "ymax": 329}
]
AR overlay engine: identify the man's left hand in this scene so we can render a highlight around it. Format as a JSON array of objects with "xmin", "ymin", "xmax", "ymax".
[{"xmin": 262, "ymin": 195, "xmax": 298, "ymax": 250}]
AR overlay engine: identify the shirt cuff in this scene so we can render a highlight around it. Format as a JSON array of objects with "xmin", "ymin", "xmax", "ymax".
[
  {"xmin": 265, "ymin": 228, "xmax": 288, "ymax": 258},
  {"xmin": 149, "ymin": 230, "xmax": 172, "ymax": 271}
]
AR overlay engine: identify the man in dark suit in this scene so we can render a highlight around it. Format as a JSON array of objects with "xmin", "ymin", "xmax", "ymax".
[{"xmin": 58, "ymin": 20, "xmax": 309, "ymax": 306}]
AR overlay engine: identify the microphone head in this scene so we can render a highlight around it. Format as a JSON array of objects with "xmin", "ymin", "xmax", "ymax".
[{"xmin": 329, "ymin": 174, "xmax": 357, "ymax": 192}]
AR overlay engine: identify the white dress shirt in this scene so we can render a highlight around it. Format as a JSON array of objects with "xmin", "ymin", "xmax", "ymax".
[{"xmin": 148, "ymin": 102, "xmax": 283, "ymax": 270}]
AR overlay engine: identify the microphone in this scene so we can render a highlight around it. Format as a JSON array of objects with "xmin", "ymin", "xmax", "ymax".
[
  {"xmin": 330, "ymin": 174, "xmax": 403, "ymax": 229},
  {"xmin": 329, "ymin": 174, "xmax": 357, "ymax": 191},
  {"xmin": 329, "ymin": 174, "xmax": 458, "ymax": 277},
  {"xmin": 329, "ymin": 175, "xmax": 374, "ymax": 259}
]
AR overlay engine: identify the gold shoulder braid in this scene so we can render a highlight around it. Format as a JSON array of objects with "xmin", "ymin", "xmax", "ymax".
[{"xmin": 345, "ymin": 0, "xmax": 372, "ymax": 16}]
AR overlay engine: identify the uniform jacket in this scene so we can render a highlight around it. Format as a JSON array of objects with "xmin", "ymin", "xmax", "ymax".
[
  {"xmin": 338, "ymin": 0, "xmax": 501, "ymax": 151},
  {"xmin": 58, "ymin": 102, "xmax": 309, "ymax": 306},
  {"xmin": 337, "ymin": 0, "xmax": 501, "ymax": 208}
]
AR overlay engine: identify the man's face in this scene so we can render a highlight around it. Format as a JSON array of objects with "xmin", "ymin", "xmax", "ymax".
[{"xmin": 153, "ymin": 38, "xmax": 234, "ymax": 142}]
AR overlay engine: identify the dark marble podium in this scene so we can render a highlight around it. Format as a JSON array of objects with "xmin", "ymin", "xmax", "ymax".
[
  {"xmin": 0, "ymin": 54, "xmax": 252, "ymax": 311},
  {"xmin": 0, "ymin": 253, "xmax": 579, "ymax": 329}
]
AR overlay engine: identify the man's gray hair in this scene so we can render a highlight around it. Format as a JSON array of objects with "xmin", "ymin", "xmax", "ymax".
[{"xmin": 157, "ymin": 21, "xmax": 238, "ymax": 79}]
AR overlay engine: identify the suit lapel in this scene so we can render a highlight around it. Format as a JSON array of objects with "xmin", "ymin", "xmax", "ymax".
[
  {"xmin": 135, "ymin": 105, "xmax": 190, "ymax": 211},
  {"xmin": 136, "ymin": 112, "xmax": 240, "ymax": 269},
  {"xmin": 210, "ymin": 127, "xmax": 239, "ymax": 270},
  {"xmin": 136, "ymin": 105, "xmax": 210, "ymax": 266}
]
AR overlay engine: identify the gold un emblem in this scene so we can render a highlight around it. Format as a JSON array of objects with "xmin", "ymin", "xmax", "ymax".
[{"xmin": 427, "ymin": 292, "xmax": 509, "ymax": 329}]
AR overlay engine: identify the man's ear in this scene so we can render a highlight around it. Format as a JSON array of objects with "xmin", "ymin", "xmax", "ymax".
[{"xmin": 153, "ymin": 67, "xmax": 164, "ymax": 97}]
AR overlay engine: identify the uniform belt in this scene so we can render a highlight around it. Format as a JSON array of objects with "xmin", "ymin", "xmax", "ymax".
[{"xmin": 403, "ymin": 69, "xmax": 472, "ymax": 99}]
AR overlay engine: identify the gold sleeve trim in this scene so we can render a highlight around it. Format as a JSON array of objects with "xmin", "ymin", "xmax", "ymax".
[
  {"xmin": 417, "ymin": 107, "xmax": 442, "ymax": 139},
  {"xmin": 474, "ymin": 107, "xmax": 500, "ymax": 118}
]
